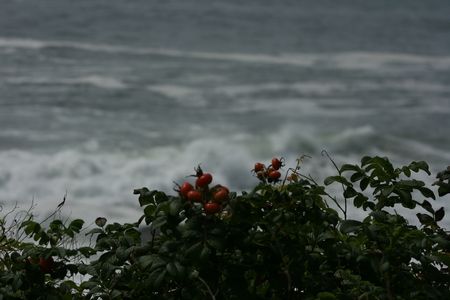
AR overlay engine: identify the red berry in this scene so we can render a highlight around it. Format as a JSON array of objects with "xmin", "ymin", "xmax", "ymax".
[
  {"xmin": 196, "ymin": 173, "xmax": 213, "ymax": 187},
  {"xmin": 254, "ymin": 162, "xmax": 264, "ymax": 172},
  {"xmin": 39, "ymin": 257, "xmax": 54, "ymax": 273},
  {"xmin": 187, "ymin": 190, "xmax": 203, "ymax": 202},
  {"xmin": 204, "ymin": 202, "xmax": 221, "ymax": 214},
  {"xmin": 272, "ymin": 158, "xmax": 282, "ymax": 170},
  {"xmin": 180, "ymin": 182, "xmax": 194, "ymax": 197},
  {"xmin": 213, "ymin": 189, "xmax": 229, "ymax": 203},
  {"xmin": 269, "ymin": 171, "xmax": 281, "ymax": 180}
]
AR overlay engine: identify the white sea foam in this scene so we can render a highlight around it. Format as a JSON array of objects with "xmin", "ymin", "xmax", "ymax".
[
  {"xmin": 7, "ymin": 75, "xmax": 127, "ymax": 89},
  {"xmin": 1, "ymin": 124, "xmax": 448, "ymax": 228},
  {"xmin": 2, "ymin": 37, "xmax": 449, "ymax": 71}
]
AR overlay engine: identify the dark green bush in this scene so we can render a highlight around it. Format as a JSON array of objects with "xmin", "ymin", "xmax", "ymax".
[{"xmin": 1, "ymin": 156, "xmax": 449, "ymax": 299}]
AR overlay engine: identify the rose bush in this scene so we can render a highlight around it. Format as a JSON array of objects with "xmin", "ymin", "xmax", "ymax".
[{"xmin": 1, "ymin": 155, "xmax": 449, "ymax": 299}]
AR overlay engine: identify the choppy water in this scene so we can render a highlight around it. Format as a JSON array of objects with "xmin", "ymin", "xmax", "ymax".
[{"xmin": 1, "ymin": 0, "xmax": 449, "ymax": 228}]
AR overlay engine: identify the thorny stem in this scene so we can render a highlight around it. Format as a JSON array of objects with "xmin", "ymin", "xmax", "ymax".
[
  {"xmin": 322, "ymin": 150, "xmax": 348, "ymax": 220},
  {"xmin": 40, "ymin": 191, "xmax": 68, "ymax": 224},
  {"xmin": 198, "ymin": 275, "xmax": 216, "ymax": 300}
]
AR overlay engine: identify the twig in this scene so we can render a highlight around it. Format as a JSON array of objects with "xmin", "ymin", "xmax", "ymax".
[
  {"xmin": 198, "ymin": 275, "xmax": 216, "ymax": 300},
  {"xmin": 322, "ymin": 150, "xmax": 347, "ymax": 220}
]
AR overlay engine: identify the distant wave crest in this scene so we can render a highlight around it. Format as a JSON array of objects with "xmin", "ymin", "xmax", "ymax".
[{"xmin": 1, "ymin": 37, "xmax": 450, "ymax": 71}]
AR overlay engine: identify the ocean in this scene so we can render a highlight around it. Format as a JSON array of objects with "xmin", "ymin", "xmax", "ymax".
[{"xmin": 1, "ymin": 0, "xmax": 449, "ymax": 228}]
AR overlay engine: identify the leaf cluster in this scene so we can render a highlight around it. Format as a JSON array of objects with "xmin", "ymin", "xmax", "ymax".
[{"xmin": 1, "ymin": 156, "xmax": 449, "ymax": 300}]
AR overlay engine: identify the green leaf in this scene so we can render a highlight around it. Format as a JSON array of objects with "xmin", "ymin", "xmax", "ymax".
[
  {"xmin": 361, "ymin": 156, "xmax": 373, "ymax": 166},
  {"xmin": 340, "ymin": 220, "xmax": 365, "ymax": 234},
  {"xmin": 78, "ymin": 247, "xmax": 97, "ymax": 257},
  {"xmin": 100, "ymin": 262, "xmax": 117, "ymax": 281},
  {"xmin": 81, "ymin": 280, "xmax": 99, "ymax": 290},
  {"xmin": 340, "ymin": 164, "xmax": 361, "ymax": 173},
  {"xmin": 11, "ymin": 252, "xmax": 23, "ymax": 264},
  {"xmin": 144, "ymin": 204, "xmax": 157, "ymax": 217},
  {"xmin": 408, "ymin": 161, "xmax": 431, "ymax": 175},
  {"xmin": 402, "ymin": 166, "xmax": 411, "ymax": 177},
  {"xmin": 381, "ymin": 185, "xmax": 394, "ymax": 197},
  {"xmin": 324, "ymin": 176, "xmax": 352, "ymax": 186},
  {"xmin": 68, "ymin": 219, "xmax": 84, "ymax": 232},
  {"xmin": 21, "ymin": 221, "xmax": 39, "ymax": 235},
  {"xmin": 78, "ymin": 264, "xmax": 98, "ymax": 276},
  {"xmin": 54, "ymin": 247, "xmax": 67, "ymax": 258},
  {"xmin": 317, "ymin": 292, "xmax": 337, "ymax": 300},
  {"xmin": 343, "ymin": 187, "xmax": 358, "ymax": 198},
  {"xmin": 169, "ymin": 198, "xmax": 182, "ymax": 217},
  {"xmin": 360, "ymin": 177, "xmax": 370, "ymax": 191},
  {"xmin": 138, "ymin": 188, "xmax": 157, "ymax": 206},
  {"xmin": 85, "ymin": 228, "xmax": 105, "ymax": 236},
  {"xmin": 12, "ymin": 277, "xmax": 23, "ymax": 292},
  {"xmin": 166, "ymin": 261, "xmax": 186, "ymax": 281},
  {"xmin": 207, "ymin": 236, "xmax": 226, "ymax": 252},
  {"xmin": 154, "ymin": 191, "xmax": 169, "ymax": 204},
  {"xmin": 417, "ymin": 187, "xmax": 436, "ymax": 200},
  {"xmin": 147, "ymin": 269, "xmax": 166, "ymax": 290},
  {"xmin": 354, "ymin": 194, "xmax": 368, "ymax": 208},
  {"xmin": 199, "ymin": 245, "xmax": 210, "ymax": 265},
  {"xmin": 138, "ymin": 255, "xmax": 154, "ymax": 270},
  {"xmin": 150, "ymin": 215, "xmax": 168, "ymax": 231},
  {"xmin": 350, "ymin": 172, "xmax": 366, "ymax": 182}
]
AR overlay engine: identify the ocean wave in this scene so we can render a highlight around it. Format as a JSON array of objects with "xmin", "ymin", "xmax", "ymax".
[
  {"xmin": 1, "ymin": 37, "xmax": 450, "ymax": 71},
  {"xmin": 6, "ymin": 75, "xmax": 127, "ymax": 89},
  {"xmin": 1, "ymin": 125, "xmax": 448, "ymax": 226}
]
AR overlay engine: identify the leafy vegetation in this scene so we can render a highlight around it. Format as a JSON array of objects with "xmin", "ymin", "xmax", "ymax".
[{"xmin": 1, "ymin": 155, "xmax": 449, "ymax": 299}]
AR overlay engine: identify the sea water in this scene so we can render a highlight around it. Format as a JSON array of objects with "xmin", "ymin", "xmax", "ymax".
[{"xmin": 1, "ymin": 0, "xmax": 449, "ymax": 229}]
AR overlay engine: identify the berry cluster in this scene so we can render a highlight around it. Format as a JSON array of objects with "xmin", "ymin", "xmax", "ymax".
[
  {"xmin": 176, "ymin": 165, "xmax": 229, "ymax": 214},
  {"xmin": 253, "ymin": 157, "xmax": 285, "ymax": 184}
]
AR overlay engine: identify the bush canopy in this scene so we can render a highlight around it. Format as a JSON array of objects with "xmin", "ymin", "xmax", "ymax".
[{"xmin": 1, "ymin": 155, "xmax": 450, "ymax": 299}]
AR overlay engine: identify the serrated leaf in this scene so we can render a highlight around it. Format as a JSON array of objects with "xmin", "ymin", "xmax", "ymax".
[
  {"xmin": 166, "ymin": 261, "xmax": 186, "ymax": 281},
  {"xmin": 207, "ymin": 236, "xmax": 226, "ymax": 252},
  {"xmin": 119, "ymin": 235, "xmax": 136, "ymax": 247},
  {"xmin": 138, "ymin": 255, "xmax": 154, "ymax": 270},
  {"xmin": 11, "ymin": 277, "xmax": 23, "ymax": 292},
  {"xmin": 115, "ymin": 247, "xmax": 130, "ymax": 261},
  {"xmin": 54, "ymin": 247, "xmax": 66, "ymax": 258},
  {"xmin": 78, "ymin": 247, "xmax": 96, "ymax": 257},
  {"xmin": 148, "ymin": 269, "xmax": 166, "ymax": 290},
  {"xmin": 150, "ymin": 215, "xmax": 168, "ymax": 231},
  {"xmin": 78, "ymin": 264, "xmax": 98, "ymax": 276},
  {"xmin": 100, "ymin": 262, "xmax": 117, "ymax": 281}
]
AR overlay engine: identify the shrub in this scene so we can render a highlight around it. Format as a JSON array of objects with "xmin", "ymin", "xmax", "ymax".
[{"xmin": 1, "ymin": 155, "xmax": 449, "ymax": 299}]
